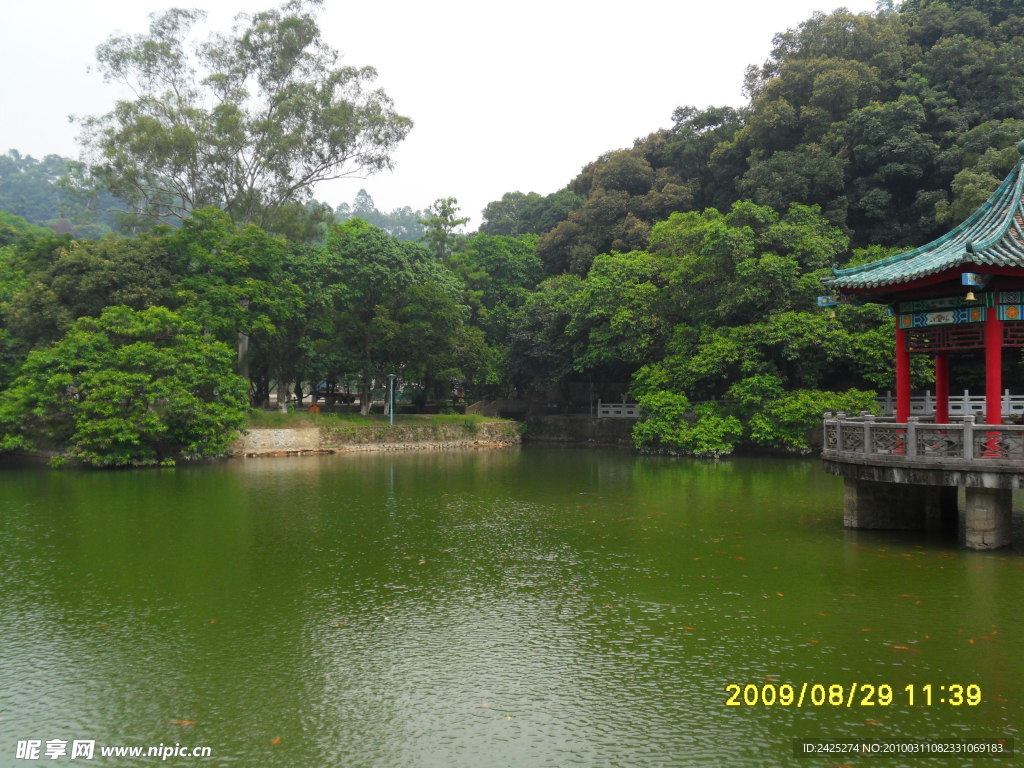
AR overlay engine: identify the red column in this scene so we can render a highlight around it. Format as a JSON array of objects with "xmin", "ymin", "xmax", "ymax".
[
  {"xmin": 895, "ymin": 326, "xmax": 911, "ymax": 423},
  {"xmin": 985, "ymin": 310, "xmax": 1003, "ymax": 426},
  {"xmin": 935, "ymin": 351, "xmax": 949, "ymax": 424}
]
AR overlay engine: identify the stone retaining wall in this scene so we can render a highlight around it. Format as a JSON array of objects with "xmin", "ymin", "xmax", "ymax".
[
  {"xmin": 523, "ymin": 415, "xmax": 636, "ymax": 446},
  {"xmin": 229, "ymin": 420, "xmax": 520, "ymax": 457}
]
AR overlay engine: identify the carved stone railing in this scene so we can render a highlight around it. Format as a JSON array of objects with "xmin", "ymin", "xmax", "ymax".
[
  {"xmin": 822, "ymin": 412, "xmax": 1024, "ymax": 467},
  {"xmin": 597, "ymin": 400, "xmax": 640, "ymax": 418}
]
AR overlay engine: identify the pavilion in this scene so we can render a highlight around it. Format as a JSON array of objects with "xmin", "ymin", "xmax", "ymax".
[{"xmin": 819, "ymin": 141, "xmax": 1024, "ymax": 549}]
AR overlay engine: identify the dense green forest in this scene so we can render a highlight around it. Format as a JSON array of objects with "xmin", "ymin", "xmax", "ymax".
[{"xmin": 3, "ymin": 0, "xmax": 1023, "ymax": 465}]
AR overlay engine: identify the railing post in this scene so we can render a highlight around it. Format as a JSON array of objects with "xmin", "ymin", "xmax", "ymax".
[
  {"xmin": 862, "ymin": 412, "xmax": 875, "ymax": 455},
  {"xmin": 924, "ymin": 390, "xmax": 932, "ymax": 416},
  {"xmin": 962, "ymin": 415, "xmax": 975, "ymax": 461},
  {"xmin": 906, "ymin": 416, "xmax": 919, "ymax": 458},
  {"xmin": 835, "ymin": 412, "xmax": 845, "ymax": 452}
]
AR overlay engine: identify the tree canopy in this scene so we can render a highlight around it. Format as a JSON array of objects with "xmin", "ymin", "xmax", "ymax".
[{"xmin": 73, "ymin": 0, "xmax": 412, "ymax": 232}]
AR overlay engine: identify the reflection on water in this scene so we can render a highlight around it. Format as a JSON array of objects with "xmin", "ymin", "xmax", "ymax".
[{"xmin": 0, "ymin": 447, "xmax": 1021, "ymax": 767}]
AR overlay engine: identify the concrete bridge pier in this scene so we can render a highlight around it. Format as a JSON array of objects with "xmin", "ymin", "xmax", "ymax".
[
  {"xmin": 963, "ymin": 487, "xmax": 1012, "ymax": 549},
  {"xmin": 839, "ymin": 475, "xmax": 1010, "ymax": 549},
  {"xmin": 842, "ymin": 479, "xmax": 957, "ymax": 533},
  {"xmin": 842, "ymin": 478, "xmax": 927, "ymax": 530}
]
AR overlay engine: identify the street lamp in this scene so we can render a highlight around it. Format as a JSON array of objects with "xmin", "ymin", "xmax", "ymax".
[{"xmin": 388, "ymin": 373, "xmax": 397, "ymax": 426}]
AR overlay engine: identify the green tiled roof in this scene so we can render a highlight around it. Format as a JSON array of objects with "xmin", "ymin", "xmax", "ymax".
[{"xmin": 824, "ymin": 146, "xmax": 1024, "ymax": 291}]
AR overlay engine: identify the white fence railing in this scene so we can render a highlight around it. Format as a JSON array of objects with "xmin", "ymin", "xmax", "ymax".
[
  {"xmin": 877, "ymin": 389, "xmax": 1024, "ymax": 418},
  {"xmin": 597, "ymin": 400, "xmax": 640, "ymax": 418}
]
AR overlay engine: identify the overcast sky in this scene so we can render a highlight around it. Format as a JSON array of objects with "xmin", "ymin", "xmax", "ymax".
[{"xmin": 2, "ymin": 0, "xmax": 878, "ymax": 229}]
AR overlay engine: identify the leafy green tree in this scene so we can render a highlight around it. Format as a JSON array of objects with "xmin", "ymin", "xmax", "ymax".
[
  {"xmin": 567, "ymin": 250, "xmax": 672, "ymax": 379},
  {"xmin": 3, "ymin": 235, "xmax": 177, "ymax": 349},
  {"xmin": 479, "ymin": 192, "xmax": 544, "ymax": 236},
  {"xmin": 506, "ymin": 274, "xmax": 583, "ymax": 395},
  {"xmin": 0, "ymin": 306, "xmax": 248, "ymax": 466},
  {"xmin": 322, "ymin": 219, "xmax": 422, "ymax": 412},
  {"xmin": 74, "ymin": 0, "xmax": 412, "ymax": 230},
  {"xmin": 169, "ymin": 209, "xmax": 304, "ymax": 407},
  {"xmin": 632, "ymin": 392, "xmax": 742, "ymax": 458},
  {"xmin": 745, "ymin": 387, "xmax": 879, "ymax": 453},
  {"xmin": 419, "ymin": 197, "xmax": 469, "ymax": 261},
  {"xmin": 452, "ymin": 234, "xmax": 542, "ymax": 318}
]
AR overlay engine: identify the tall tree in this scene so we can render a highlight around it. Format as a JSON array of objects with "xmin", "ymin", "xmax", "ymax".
[
  {"xmin": 73, "ymin": 0, "xmax": 412, "ymax": 231},
  {"xmin": 419, "ymin": 197, "xmax": 468, "ymax": 261}
]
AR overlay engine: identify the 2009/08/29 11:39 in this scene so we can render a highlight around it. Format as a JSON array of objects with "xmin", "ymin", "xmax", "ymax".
[{"xmin": 724, "ymin": 682, "xmax": 982, "ymax": 707}]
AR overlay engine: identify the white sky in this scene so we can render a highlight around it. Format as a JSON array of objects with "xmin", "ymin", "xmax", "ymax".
[{"xmin": 1, "ymin": 0, "xmax": 878, "ymax": 230}]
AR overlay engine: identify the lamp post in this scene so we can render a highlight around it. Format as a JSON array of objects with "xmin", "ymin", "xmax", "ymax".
[{"xmin": 388, "ymin": 373, "xmax": 397, "ymax": 426}]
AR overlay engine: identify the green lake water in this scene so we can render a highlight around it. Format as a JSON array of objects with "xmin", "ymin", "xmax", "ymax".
[{"xmin": 0, "ymin": 446, "xmax": 1021, "ymax": 767}]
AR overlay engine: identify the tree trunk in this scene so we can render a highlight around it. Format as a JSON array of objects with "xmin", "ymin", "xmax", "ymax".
[
  {"xmin": 359, "ymin": 376, "xmax": 371, "ymax": 416},
  {"xmin": 237, "ymin": 298, "xmax": 251, "ymax": 380},
  {"xmin": 277, "ymin": 379, "xmax": 290, "ymax": 413},
  {"xmin": 237, "ymin": 330, "xmax": 249, "ymax": 380}
]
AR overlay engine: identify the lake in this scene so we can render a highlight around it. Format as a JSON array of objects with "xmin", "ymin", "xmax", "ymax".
[{"xmin": 0, "ymin": 446, "xmax": 1020, "ymax": 767}]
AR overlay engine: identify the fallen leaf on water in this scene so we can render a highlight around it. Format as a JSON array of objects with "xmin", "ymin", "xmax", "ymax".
[
  {"xmin": 333, "ymin": 620, "xmax": 347, "ymax": 627},
  {"xmin": 270, "ymin": 737, "xmax": 281, "ymax": 746},
  {"xmin": 890, "ymin": 645, "xmax": 919, "ymax": 652},
  {"xmin": 684, "ymin": 626, "xmax": 696, "ymax": 631},
  {"xmin": 504, "ymin": 714, "xmax": 512, "ymax": 720},
  {"xmin": 482, "ymin": 700, "xmax": 490, "ymax": 709},
  {"xmin": 861, "ymin": 628, "xmax": 872, "ymax": 632},
  {"xmin": 776, "ymin": 592, "xmax": 784, "ymax": 597},
  {"xmin": 734, "ymin": 556, "xmax": 745, "ymax": 561},
  {"xmin": 865, "ymin": 719, "xmax": 883, "ymax": 726},
  {"xmin": 169, "ymin": 719, "xmax": 196, "ymax": 726},
  {"xmin": 208, "ymin": 620, "xmax": 217, "ymax": 625},
  {"xmin": 806, "ymin": 638, "xmax": 820, "ymax": 644}
]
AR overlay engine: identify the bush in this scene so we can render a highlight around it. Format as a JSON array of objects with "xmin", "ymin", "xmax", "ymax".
[
  {"xmin": 632, "ymin": 391, "xmax": 742, "ymax": 458},
  {"xmin": 0, "ymin": 306, "xmax": 249, "ymax": 466},
  {"xmin": 746, "ymin": 388, "xmax": 878, "ymax": 453}
]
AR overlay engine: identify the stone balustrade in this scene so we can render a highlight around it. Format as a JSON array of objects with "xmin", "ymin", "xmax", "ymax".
[
  {"xmin": 822, "ymin": 412, "xmax": 1024, "ymax": 469},
  {"xmin": 821, "ymin": 412, "xmax": 1020, "ymax": 549}
]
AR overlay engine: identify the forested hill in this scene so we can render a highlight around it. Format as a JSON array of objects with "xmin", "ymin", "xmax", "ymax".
[{"xmin": 482, "ymin": 0, "xmax": 1024, "ymax": 275}]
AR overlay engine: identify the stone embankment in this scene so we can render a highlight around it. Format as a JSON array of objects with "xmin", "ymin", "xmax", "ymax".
[
  {"xmin": 230, "ymin": 420, "xmax": 520, "ymax": 457},
  {"xmin": 522, "ymin": 415, "xmax": 636, "ymax": 446}
]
